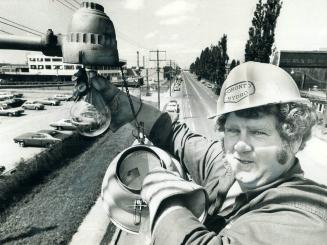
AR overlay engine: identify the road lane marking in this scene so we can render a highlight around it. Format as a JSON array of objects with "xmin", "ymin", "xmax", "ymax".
[{"xmin": 186, "ymin": 76, "xmax": 215, "ymax": 117}]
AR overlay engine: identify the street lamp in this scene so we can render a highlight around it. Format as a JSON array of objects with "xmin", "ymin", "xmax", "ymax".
[{"xmin": 290, "ymin": 69, "xmax": 306, "ymax": 90}]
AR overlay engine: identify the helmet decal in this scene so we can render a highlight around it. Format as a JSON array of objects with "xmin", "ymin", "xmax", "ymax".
[{"xmin": 224, "ymin": 81, "xmax": 255, "ymax": 103}]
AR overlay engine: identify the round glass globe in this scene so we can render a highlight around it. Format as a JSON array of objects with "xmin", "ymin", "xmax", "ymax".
[{"xmin": 70, "ymin": 89, "xmax": 111, "ymax": 137}]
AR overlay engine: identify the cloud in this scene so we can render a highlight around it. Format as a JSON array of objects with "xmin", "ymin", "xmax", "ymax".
[
  {"xmin": 160, "ymin": 16, "xmax": 188, "ymax": 25},
  {"xmin": 123, "ymin": 0, "xmax": 145, "ymax": 10},
  {"xmin": 155, "ymin": 0, "xmax": 196, "ymax": 17},
  {"xmin": 145, "ymin": 31, "xmax": 159, "ymax": 39},
  {"xmin": 170, "ymin": 34, "xmax": 179, "ymax": 40}
]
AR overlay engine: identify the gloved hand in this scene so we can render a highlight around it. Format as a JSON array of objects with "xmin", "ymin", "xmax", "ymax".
[
  {"xmin": 71, "ymin": 68, "xmax": 141, "ymax": 131},
  {"xmin": 141, "ymin": 168, "xmax": 208, "ymax": 235}
]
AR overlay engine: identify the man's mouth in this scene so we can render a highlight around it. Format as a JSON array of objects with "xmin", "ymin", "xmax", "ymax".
[{"xmin": 235, "ymin": 157, "xmax": 254, "ymax": 164}]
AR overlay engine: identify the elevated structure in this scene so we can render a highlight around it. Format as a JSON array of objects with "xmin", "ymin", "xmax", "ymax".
[{"xmin": 272, "ymin": 50, "xmax": 327, "ymax": 90}]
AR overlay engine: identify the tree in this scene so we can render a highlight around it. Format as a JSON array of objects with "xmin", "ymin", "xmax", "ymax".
[
  {"xmin": 216, "ymin": 34, "xmax": 229, "ymax": 93},
  {"xmin": 229, "ymin": 59, "xmax": 240, "ymax": 72},
  {"xmin": 244, "ymin": 0, "xmax": 282, "ymax": 63},
  {"xmin": 189, "ymin": 34, "xmax": 229, "ymax": 94},
  {"xmin": 163, "ymin": 66, "xmax": 172, "ymax": 80}
]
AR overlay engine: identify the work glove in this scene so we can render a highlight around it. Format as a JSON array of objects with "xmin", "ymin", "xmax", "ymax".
[
  {"xmin": 141, "ymin": 168, "xmax": 208, "ymax": 236},
  {"xmin": 71, "ymin": 67, "xmax": 140, "ymax": 132}
]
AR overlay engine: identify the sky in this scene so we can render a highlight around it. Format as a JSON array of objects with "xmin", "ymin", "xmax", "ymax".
[{"xmin": 0, "ymin": 0, "xmax": 327, "ymax": 69}]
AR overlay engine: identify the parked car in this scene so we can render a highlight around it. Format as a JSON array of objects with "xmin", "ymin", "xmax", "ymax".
[
  {"xmin": 13, "ymin": 132, "xmax": 61, "ymax": 147},
  {"xmin": 165, "ymin": 100, "xmax": 180, "ymax": 113},
  {"xmin": 174, "ymin": 86, "xmax": 181, "ymax": 91},
  {"xmin": 34, "ymin": 98, "xmax": 60, "ymax": 106},
  {"xmin": 37, "ymin": 129, "xmax": 71, "ymax": 140},
  {"xmin": 0, "ymin": 93, "xmax": 14, "ymax": 101},
  {"xmin": 50, "ymin": 94, "xmax": 71, "ymax": 101},
  {"xmin": 22, "ymin": 101, "xmax": 45, "ymax": 110},
  {"xmin": 0, "ymin": 107, "xmax": 24, "ymax": 116},
  {"xmin": 2, "ymin": 98, "xmax": 27, "ymax": 108},
  {"xmin": 71, "ymin": 111, "xmax": 102, "ymax": 133},
  {"xmin": 49, "ymin": 118, "xmax": 77, "ymax": 130}
]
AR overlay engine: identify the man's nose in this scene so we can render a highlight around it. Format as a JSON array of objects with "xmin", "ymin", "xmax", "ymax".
[{"xmin": 234, "ymin": 140, "xmax": 252, "ymax": 153}]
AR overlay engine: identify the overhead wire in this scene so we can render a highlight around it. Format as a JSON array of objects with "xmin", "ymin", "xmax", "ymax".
[
  {"xmin": 72, "ymin": 0, "xmax": 81, "ymax": 6},
  {"xmin": 0, "ymin": 17, "xmax": 44, "ymax": 35},
  {"xmin": 0, "ymin": 29, "xmax": 12, "ymax": 35},
  {"xmin": 61, "ymin": 0, "xmax": 79, "ymax": 9},
  {"xmin": 54, "ymin": 0, "xmax": 77, "ymax": 11},
  {"xmin": 0, "ymin": 20, "xmax": 42, "ymax": 36}
]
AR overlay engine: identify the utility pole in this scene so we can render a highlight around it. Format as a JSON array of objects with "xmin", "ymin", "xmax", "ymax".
[
  {"xmin": 150, "ymin": 49, "xmax": 166, "ymax": 109},
  {"xmin": 169, "ymin": 60, "xmax": 174, "ymax": 97},
  {"xmin": 146, "ymin": 68, "xmax": 150, "ymax": 96},
  {"xmin": 137, "ymin": 51, "xmax": 139, "ymax": 69}
]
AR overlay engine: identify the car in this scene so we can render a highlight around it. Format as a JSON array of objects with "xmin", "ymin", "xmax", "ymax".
[
  {"xmin": 0, "ymin": 93, "xmax": 14, "ymax": 101},
  {"xmin": 0, "ymin": 107, "xmax": 24, "ymax": 116},
  {"xmin": 49, "ymin": 118, "xmax": 77, "ymax": 130},
  {"xmin": 206, "ymin": 84, "xmax": 213, "ymax": 88},
  {"xmin": 50, "ymin": 94, "xmax": 72, "ymax": 101},
  {"xmin": 71, "ymin": 111, "xmax": 102, "ymax": 133},
  {"xmin": 13, "ymin": 132, "xmax": 61, "ymax": 147},
  {"xmin": 174, "ymin": 86, "xmax": 181, "ymax": 91},
  {"xmin": 37, "ymin": 129, "xmax": 72, "ymax": 140},
  {"xmin": 0, "ymin": 91, "xmax": 23, "ymax": 99},
  {"xmin": 2, "ymin": 98, "xmax": 27, "ymax": 108},
  {"xmin": 34, "ymin": 98, "xmax": 60, "ymax": 106},
  {"xmin": 0, "ymin": 101, "xmax": 9, "ymax": 109},
  {"xmin": 22, "ymin": 101, "xmax": 45, "ymax": 110},
  {"xmin": 165, "ymin": 100, "xmax": 180, "ymax": 113}
]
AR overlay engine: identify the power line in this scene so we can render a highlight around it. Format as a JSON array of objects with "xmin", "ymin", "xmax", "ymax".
[
  {"xmin": 0, "ymin": 29, "xmax": 12, "ymax": 35},
  {"xmin": 54, "ymin": 0, "xmax": 77, "ymax": 11},
  {"xmin": 0, "ymin": 20, "xmax": 41, "ymax": 36},
  {"xmin": 61, "ymin": 0, "xmax": 79, "ymax": 9},
  {"xmin": 72, "ymin": 0, "xmax": 81, "ymax": 6},
  {"xmin": 0, "ymin": 16, "xmax": 43, "ymax": 35}
]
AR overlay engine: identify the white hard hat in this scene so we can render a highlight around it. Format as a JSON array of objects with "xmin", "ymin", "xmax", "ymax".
[
  {"xmin": 101, "ymin": 144, "xmax": 189, "ymax": 234},
  {"xmin": 209, "ymin": 62, "xmax": 310, "ymax": 118}
]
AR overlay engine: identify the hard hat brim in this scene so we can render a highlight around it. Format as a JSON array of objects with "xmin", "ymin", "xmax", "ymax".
[{"xmin": 207, "ymin": 97, "xmax": 311, "ymax": 120}]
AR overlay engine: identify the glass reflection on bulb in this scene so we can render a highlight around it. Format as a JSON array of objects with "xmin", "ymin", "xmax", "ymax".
[{"xmin": 70, "ymin": 88, "xmax": 111, "ymax": 137}]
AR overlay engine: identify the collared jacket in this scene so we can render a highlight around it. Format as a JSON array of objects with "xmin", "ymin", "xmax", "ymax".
[{"xmin": 148, "ymin": 114, "xmax": 327, "ymax": 245}]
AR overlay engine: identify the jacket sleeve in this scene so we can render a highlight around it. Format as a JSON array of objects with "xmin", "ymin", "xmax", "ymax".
[
  {"xmin": 149, "ymin": 113, "xmax": 234, "ymax": 213},
  {"xmin": 152, "ymin": 204, "xmax": 327, "ymax": 245}
]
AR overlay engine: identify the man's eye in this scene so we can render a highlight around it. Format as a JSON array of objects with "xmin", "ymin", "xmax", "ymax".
[
  {"xmin": 252, "ymin": 131, "xmax": 267, "ymax": 136},
  {"xmin": 225, "ymin": 128, "xmax": 239, "ymax": 134}
]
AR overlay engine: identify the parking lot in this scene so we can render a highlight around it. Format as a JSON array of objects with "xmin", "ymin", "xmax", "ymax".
[{"xmin": 0, "ymin": 88, "xmax": 74, "ymax": 173}]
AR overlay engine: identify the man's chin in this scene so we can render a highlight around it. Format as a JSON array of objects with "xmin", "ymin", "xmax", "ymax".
[{"xmin": 235, "ymin": 174, "xmax": 259, "ymax": 190}]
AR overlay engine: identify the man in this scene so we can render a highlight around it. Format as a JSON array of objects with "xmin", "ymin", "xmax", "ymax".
[{"xmin": 78, "ymin": 62, "xmax": 327, "ymax": 244}]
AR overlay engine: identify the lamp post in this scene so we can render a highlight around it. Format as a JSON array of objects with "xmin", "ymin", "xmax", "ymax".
[{"xmin": 290, "ymin": 69, "xmax": 306, "ymax": 90}]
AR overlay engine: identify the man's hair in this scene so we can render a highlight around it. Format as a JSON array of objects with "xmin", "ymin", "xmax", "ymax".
[{"xmin": 216, "ymin": 102, "xmax": 317, "ymax": 150}]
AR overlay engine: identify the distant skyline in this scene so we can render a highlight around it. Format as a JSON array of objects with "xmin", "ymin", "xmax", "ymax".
[{"xmin": 0, "ymin": 0, "xmax": 327, "ymax": 68}]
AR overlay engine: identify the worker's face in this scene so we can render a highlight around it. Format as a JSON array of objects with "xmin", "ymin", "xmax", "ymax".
[{"xmin": 223, "ymin": 113, "xmax": 295, "ymax": 191}]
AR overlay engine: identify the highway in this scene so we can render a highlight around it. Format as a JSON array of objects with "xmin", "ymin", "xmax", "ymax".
[{"xmin": 179, "ymin": 72, "xmax": 218, "ymax": 139}]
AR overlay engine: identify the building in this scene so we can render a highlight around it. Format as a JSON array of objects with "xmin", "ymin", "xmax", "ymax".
[
  {"xmin": 272, "ymin": 50, "xmax": 327, "ymax": 121},
  {"xmin": 271, "ymin": 50, "xmax": 327, "ymax": 90},
  {"xmin": 0, "ymin": 54, "xmax": 122, "ymax": 84}
]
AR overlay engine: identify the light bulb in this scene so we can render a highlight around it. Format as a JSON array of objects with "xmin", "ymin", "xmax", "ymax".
[{"xmin": 70, "ymin": 87, "xmax": 111, "ymax": 137}]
